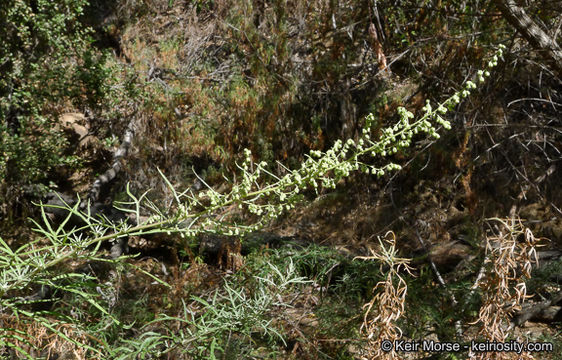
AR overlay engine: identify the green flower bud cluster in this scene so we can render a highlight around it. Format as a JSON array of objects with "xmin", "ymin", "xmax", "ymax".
[{"xmin": 146, "ymin": 46, "xmax": 505, "ymax": 239}]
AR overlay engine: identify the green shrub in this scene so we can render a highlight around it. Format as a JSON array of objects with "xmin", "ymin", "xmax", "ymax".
[{"xmin": 0, "ymin": 0, "xmax": 111, "ymax": 221}]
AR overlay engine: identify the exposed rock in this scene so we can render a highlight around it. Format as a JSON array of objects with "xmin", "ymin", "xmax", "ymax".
[
  {"xmin": 429, "ymin": 241, "xmax": 471, "ymax": 272},
  {"xmin": 58, "ymin": 112, "xmax": 98, "ymax": 149}
]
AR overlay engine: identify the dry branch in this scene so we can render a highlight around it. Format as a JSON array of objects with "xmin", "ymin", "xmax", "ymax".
[
  {"xmin": 85, "ymin": 117, "xmax": 136, "ymax": 205},
  {"xmin": 494, "ymin": 0, "xmax": 562, "ymax": 78}
]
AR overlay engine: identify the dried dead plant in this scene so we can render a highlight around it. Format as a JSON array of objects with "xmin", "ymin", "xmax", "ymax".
[
  {"xmin": 356, "ymin": 231, "xmax": 414, "ymax": 360},
  {"xmin": 0, "ymin": 313, "xmax": 95, "ymax": 359},
  {"xmin": 470, "ymin": 218, "xmax": 539, "ymax": 360}
]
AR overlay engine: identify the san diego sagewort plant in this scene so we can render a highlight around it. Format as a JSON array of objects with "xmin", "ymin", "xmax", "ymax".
[
  {"xmin": 1, "ymin": 45, "xmax": 505, "ymax": 299},
  {"xmin": 3, "ymin": 44, "xmax": 506, "ymax": 298}
]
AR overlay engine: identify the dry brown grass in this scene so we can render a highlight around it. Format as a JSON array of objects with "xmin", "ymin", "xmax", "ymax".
[
  {"xmin": 356, "ymin": 231, "xmax": 414, "ymax": 360},
  {"xmin": 0, "ymin": 313, "xmax": 97, "ymax": 360},
  {"xmin": 470, "ymin": 218, "xmax": 539, "ymax": 360},
  {"xmin": 352, "ymin": 218, "xmax": 542, "ymax": 360}
]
